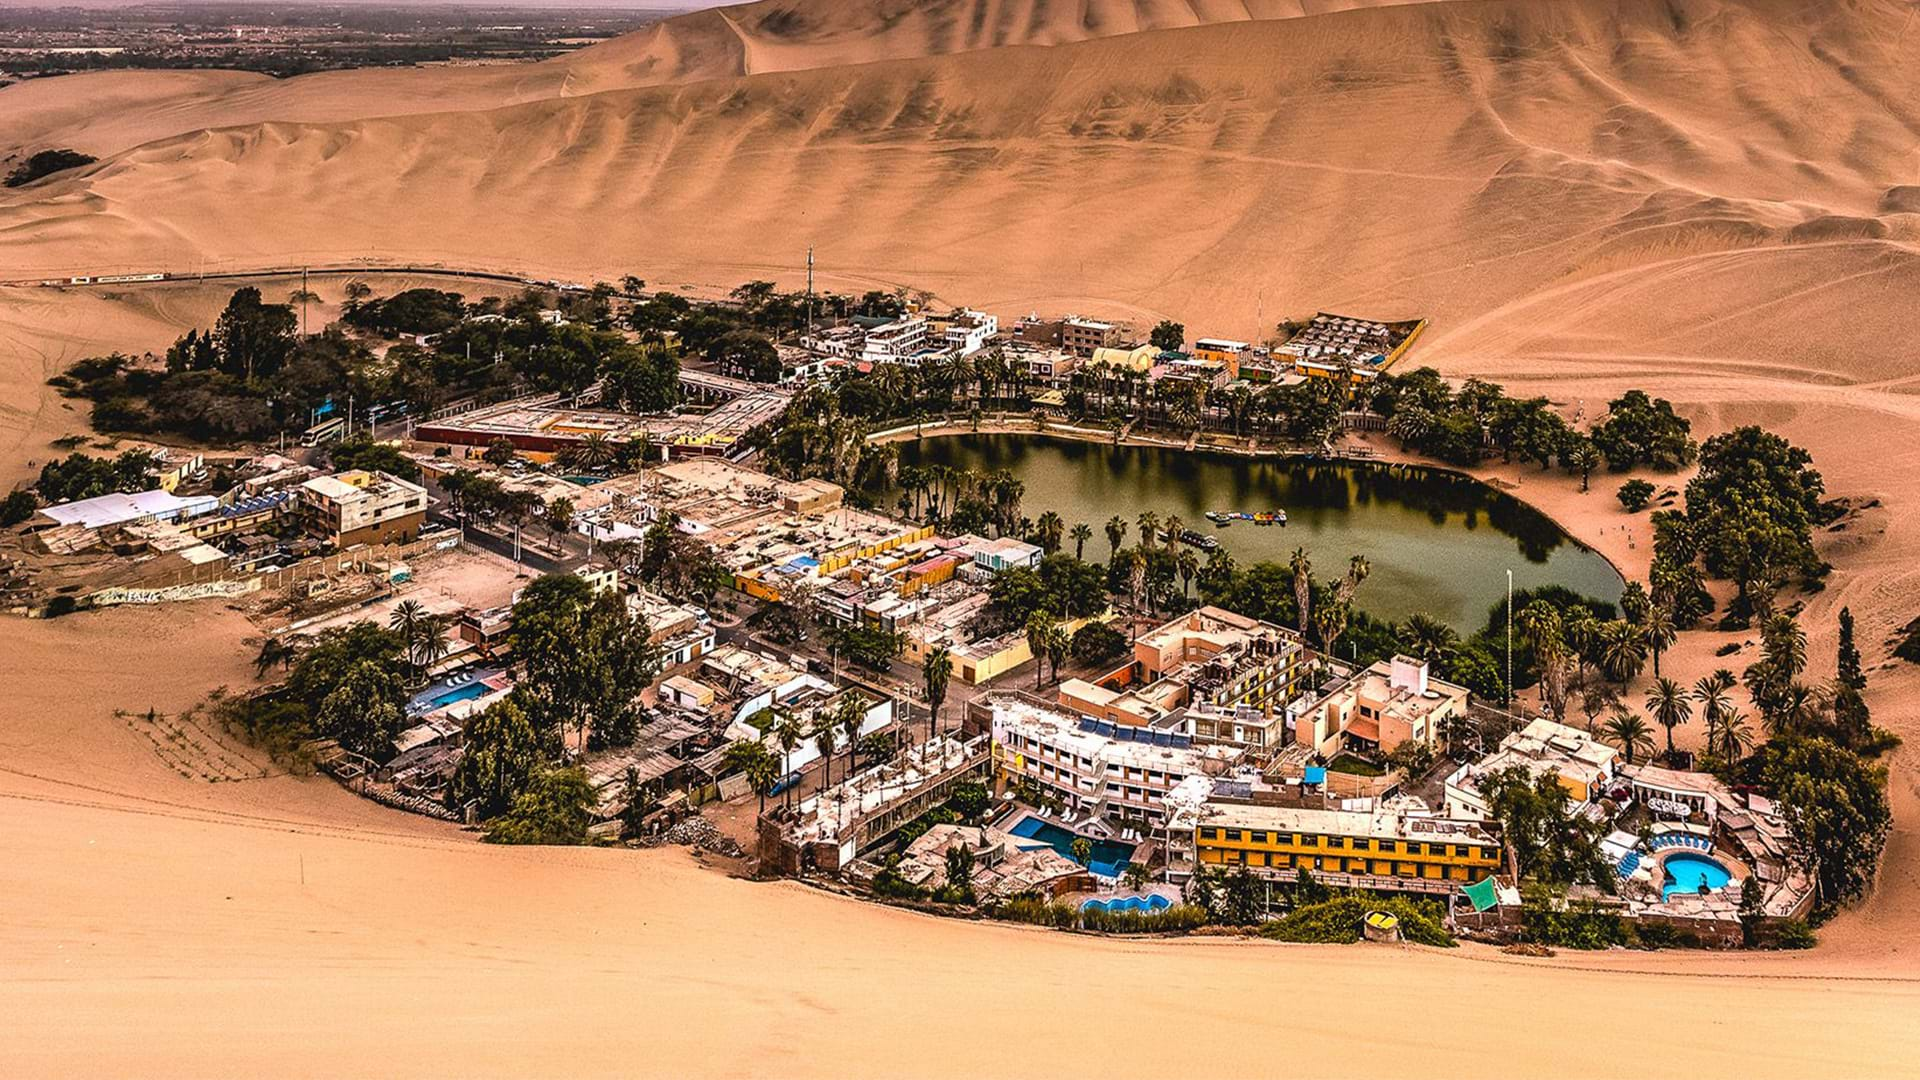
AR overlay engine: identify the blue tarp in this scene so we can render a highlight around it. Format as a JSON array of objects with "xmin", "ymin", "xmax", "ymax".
[{"xmin": 1303, "ymin": 767, "xmax": 1327, "ymax": 786}]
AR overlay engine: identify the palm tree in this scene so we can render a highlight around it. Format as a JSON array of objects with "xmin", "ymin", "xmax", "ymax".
[
  {"xmin": 1164, "ymin": 514, "xmax": 1184, "ymax": 552},
  {"xmin": 1645, "ymin": 677, "xmax": 1691, "ymax": 763},
  {"xmin": 837, "ymin": 695, "xmax": 866, "ymax": 782},
  {"xmin": 811, "ymin": 719, "xmax": 839, "ymax": 791},
  {"xmin": 1126, "ymin": 551, "xmax": 1147, "ymax": 640},
  {"xmin": 1718, "ymin": 709, "xmax": 1755, "ymax": 763},
  {"xmin": 1643, "ymin": 602, "xmax": 1676, "ymax": 679},
  {"xmin": 1070, "ymin": 522, "xmax": 1092, "ymax": 561},
  {"xmin": 923, "ymin": 646, "xmax": 953, "ymax": 741},
  {"xmin": 1401, "ymin": 614, "xmax": 1458, "ymax": 667},
  {"xmin": 1176, "ymin": 548, "xmax": 1200, "ymax": 599},
  {"xmin": 1136, "ymin": 511, "xmax": 1159, "ymax": 551},
  {"xmin": 576, "ymin": 432, "xmax": 616, "ymax": 473},
  {"xmin": 726, "ymin": 740, "xmax": 779, "ymax": 814},
  {"xmin": 1598, "ymin": 620, "xmax": 1648, "ymax": 685},
  {"xmin": 1105, "ymin": 516, "xmax": 1128, "ymax": 560},
  {"xmin": 388, "ymin": 600, "xmax": 430, "ymax": 682},
  {"xmin": 1288, "ymin": 547, "xmax": 1314, "ymax": 637},
  {"xmin": 1601, "ymin": 709, "xmax": 1656, "ymax": 765},
  {"xmin": 1035, "ymin": 510, "xmax": 1065, "ymax": 554},
  {"xmin": 1025, "ymin": 609, "xmax": 1058, "ymax": 688},
  {"xmin": 1692, "ymin": 669, "xmax": 1735, "ymax": 753},
  {"xmin": 773, "ymin": 713, "xmax": 804, "ymax": 809}
]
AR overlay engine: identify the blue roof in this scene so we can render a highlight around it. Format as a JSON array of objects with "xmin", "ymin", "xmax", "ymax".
[{"xmin": 1303, "ymin": 767, "xmax": 1327, "ymax": 785}]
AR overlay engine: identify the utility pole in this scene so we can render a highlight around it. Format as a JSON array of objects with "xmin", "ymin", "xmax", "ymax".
[
  {"xmin": 805, "ymin": 246, "xmax": 815, "ymax": 339},
  {"xmin": 300, "ymin": 266, "xmax": 310, "ymax": 336}
]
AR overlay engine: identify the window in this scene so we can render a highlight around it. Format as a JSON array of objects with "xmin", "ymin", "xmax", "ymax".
[{"xmin": 1225, "ymin": 829, "xmax": 1243, "ymax": 842}]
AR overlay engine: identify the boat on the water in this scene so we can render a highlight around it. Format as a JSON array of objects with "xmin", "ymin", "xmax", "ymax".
[{"xmin": 1208, "ymin": 509, "xmax": 1287, "ymax": 526}]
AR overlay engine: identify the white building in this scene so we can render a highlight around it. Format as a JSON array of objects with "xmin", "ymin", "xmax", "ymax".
[
  {"xmin": 992, "ymin": 698, "xmax": 1241, "ymax": 830},
  {"xmin": 942, "ymin": 309, "xmax": 998, "ymax": 356},
  {"xmin": 860, "ymin": 315, "xmax": 931, "ymax": 365}
]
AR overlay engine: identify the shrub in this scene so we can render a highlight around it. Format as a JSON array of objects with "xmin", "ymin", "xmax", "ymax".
[
  {"xmin": 990, "ymin": 896, "xmax": 1079, "ymax": 929},
  {"xmin": 1617, "ymin": 478, "xmax": 1656, "ymax": 512},
  {"xmin": 1260, "ymin": 896, "xmax": 1454, "ymax": 948},
  {"xmin": 0, "ymin": 489, "xmax": 38, "ymax": 526},
  {"xmin": 1519, "ymin": 891, "xmax": 1629, "ymax": 949},
  {"xmin": 4, "ymin": 148, "xmax": 96, "ymax": 187},
  {"xmin": 1770, "ymin": 919, "xmax": 1818, "ymax": 950}
]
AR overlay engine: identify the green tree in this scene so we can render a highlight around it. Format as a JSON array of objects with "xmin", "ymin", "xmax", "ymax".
[
  {"xmin": 1149, "ymin": 320, "xmax": 1185, "ymax": 352},
  {"xmin": 1476, "ymin": 764, "xmax": 1611, "ymax": 888},
  {"xmin": 449, "ymin": 697, "xmax": 547, "ymax": 819},
  {"xmin": 1070, "ymin": 522, "xmax": 1093, "ymax": 561},
  {"xmin": 314, "ymin": 659, "xmax": 406, "ymax": 763},
  {"xmin": 1645, "ymin": 677, "xmax": 1691, "ymax": 763},
  {"xmin": 922, "ymin": 646, "xmax": 953, "ymax": 741},
  {"xmin": 1600, "ymin": 709, "xmax": 1655, "ymax": 765},
  {"xmin": 1617, "ymin": 478, "xmax": 1656, "ymax": 512},
  {"xmin": 1760, "ymin": 737, "xmax": 1890, "ymax": 911},
  {"xmin": 484, "ymin": 767, "xmax": 597, "ymax": 845},
  {"xmin": 1104, "ymin": 515, "xmax": 1127, "ymax": 559},
  {"xmin": 1070, "ymin": 837, "xmax": 1093, "ymax": 867}
]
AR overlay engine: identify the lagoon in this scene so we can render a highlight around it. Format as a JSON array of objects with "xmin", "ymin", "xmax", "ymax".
[{"xmin": 889, "ymin": 435, "xmax": 1623, "ymax": 632}]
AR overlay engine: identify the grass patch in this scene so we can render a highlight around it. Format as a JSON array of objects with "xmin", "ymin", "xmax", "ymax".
[{"xmin": 1259, "ymin": 896, "xmax": 1454, "ymax": 947}]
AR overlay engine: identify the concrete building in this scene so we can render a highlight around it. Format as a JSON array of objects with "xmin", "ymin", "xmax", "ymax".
[
  {"xmin": 991, "ymin": 697, "xmax": 1241, "ymax": 830},
  {"xmin": 1057, "ymin": 607, "xmax": 1305, "ymax": 756},
  {"xmin": 860, "ymin": 315, "xmax": 932, "ymax": 365},
  {"xmin": 939, "ymin": 309, "xmax": 998, "ymax": 356},
  {"xmin": 1293, "ymin": 656, "xmax": 1469, "ymax": 758},
  {"xmin": 1190, "ymin": 800, "xmax": 1501, "ymax": 892},
  {"xmin": 758, "ymin": 734, "xmax": 992, "ymax": 875},
  {"xmin": 1061, "ymin": 316, "xmax": 1122, "ymax": 357},
  {"xmin": 1444, "ymin": 718, "xmax": 1620, "ymax": 820},
  {"xmin": 298, "ymin": 470, "xmax": 428, "ymax": 547}
]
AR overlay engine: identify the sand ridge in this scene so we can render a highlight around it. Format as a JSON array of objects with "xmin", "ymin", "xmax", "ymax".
[{"xmin": 5, "ymin": 0, "xmax": 1920, "ymax": 1072}]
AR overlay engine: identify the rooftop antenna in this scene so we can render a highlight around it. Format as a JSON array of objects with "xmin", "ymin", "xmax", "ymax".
[{"xmin": 806, "ymin": 246, "xmax": 815, "ymax": 338}]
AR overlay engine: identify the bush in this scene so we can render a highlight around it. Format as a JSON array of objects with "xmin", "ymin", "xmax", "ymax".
[
  {"xmin": 1519, "ymin": 892, "xmax": 1629, "ymax": 949},
  {"xmin": 990, "ymin": 896, "xmax": 1079, "ymax": 929},
  {"xmin": 4, "ymin": 148, "xmax": 96, "ymax": 187},
  {"xmin": 0, "ymin": 489, "xmax": 38, "ymax": 526},
  {"xmin": 1769, "ymin": 919, "xmax": 1818, "ymax": 950},
  {"xmin": 1260, "ymin": 896, "xmax": 1454, "ymax": 947},
  {"xmin": 1895, "ymin": 618, "xmax": 1920, "ymax": 664},
  {"xmin": 1617, "ymin": 478, "xmax": 1656, "ymax": 512},
  {"xmin": 1070, "ymin": 621, "xmax": 1129, "ymax": 665}
]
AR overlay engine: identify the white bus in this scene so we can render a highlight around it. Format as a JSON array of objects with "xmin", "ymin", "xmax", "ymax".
[{"xmin": 300, "ymin": 416, "xmax": 348, "ymax": 446}]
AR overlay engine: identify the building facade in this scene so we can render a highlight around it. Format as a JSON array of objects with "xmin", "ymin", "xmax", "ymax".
[
  {"xmin": 298, "ymin": 470, "xmax": 428, "ymax": 547},
  {"xmin": 1192, "ymin": 802, "xmax": 1501, "ymax": 888}
]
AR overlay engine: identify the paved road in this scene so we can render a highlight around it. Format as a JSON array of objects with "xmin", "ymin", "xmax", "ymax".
[{"xmin": 434, "ymin": 513, "xmax": 573, "ymax": 575}]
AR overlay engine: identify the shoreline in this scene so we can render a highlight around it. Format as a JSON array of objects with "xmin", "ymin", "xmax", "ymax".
[{"xmin": 868, "ymin": 416, "xmax": 1637, "ymax": 592}]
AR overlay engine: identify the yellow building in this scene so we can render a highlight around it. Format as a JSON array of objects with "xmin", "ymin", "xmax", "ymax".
[{"xmin": 1193, "ymin": 802, "xmax": 1501, "ymax": 887}]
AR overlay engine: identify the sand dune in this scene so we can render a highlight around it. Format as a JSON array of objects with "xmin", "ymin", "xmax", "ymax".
[
  {"xmin": 3, "ymin": 605, "xmax": 1919, "ymax": 1079},
  {"xmin": 6, "ymin": 0, "xmax": 1920, "ymax": 1071}
]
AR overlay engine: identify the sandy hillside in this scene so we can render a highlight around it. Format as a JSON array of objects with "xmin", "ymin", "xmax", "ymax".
[
  {"xmin": 5, "ymin": 0, "xmax": 1920, "ymax": 1071},
  {"xmin": 3, "ymin": 605, "xmax": 1919, "ymax": 1079},
  {"xmin": 0, "ymin": 0, "xmax": 1444, "ymax": 161}
]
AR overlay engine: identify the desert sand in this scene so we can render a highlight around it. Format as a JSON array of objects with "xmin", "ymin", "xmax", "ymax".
[{"xmin": 4, "ymin": 0, "xmax": 1920, "ymax": 1073}]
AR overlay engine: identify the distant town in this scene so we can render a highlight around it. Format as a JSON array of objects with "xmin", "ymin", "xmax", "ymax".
[{"xmin": 2, "ymin": 270, "xmax": 1889, "ymax": 953}]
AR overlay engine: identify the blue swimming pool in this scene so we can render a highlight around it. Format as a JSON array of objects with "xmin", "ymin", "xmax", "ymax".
[
  {"xmin": 411, "ymin": 680, "xmax": 490, "ymax": 714},
  {"xmin": 1662, "ymin": 852, "xmax": 1732, "ymax": 900},
  {"xmin": 1081, "ymin": 894, "xmax": 1171, "ymax": 914},
  {"xmin": 1007, "ymin": 816, "xmax": 1135, "ymax": 878}
]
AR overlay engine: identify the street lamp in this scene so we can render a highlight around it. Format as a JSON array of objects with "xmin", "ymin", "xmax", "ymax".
[{"xmin": 1505, "ymin": 569, "xmax": 1513, "ymax": 712}]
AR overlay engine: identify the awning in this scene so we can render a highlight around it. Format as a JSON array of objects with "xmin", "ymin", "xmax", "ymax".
[
  {"xmin": 1462, "ymin": 876, "xmax": 1501, "ymax": 913},
  {"xmin": 1303, "ymin": 766, "xmax": 1327, "ymax": 786}
]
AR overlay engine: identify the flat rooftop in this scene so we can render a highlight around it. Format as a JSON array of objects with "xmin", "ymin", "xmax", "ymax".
[{"xmin": 1198, "ymin": 800, "xmax": 1497, "ymax": 847}]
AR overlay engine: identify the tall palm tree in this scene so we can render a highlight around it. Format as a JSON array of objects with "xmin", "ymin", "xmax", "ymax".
[
  {"xmin": 388, "ymin": 600, "xmax": 430, "ymax": 682},
  {"xmin": 923, "ymin": 646, "xmax": 953, "ymax": 741},
  {"xmin": 811, "ymin": 719, "xmax": 839, "ymax": 791},
  {"xmin": 837, "ymin": 695, "xmax": 866, "ymax": 781},
  {"xmin": 1718, "ymin": 709, "xmax": 1755, "ymax": 763},
  {"xmin": 1176, "ymin": 548, "xmax": 1200, "ymax": 599},
  {"xmin": 1692, "ymin": 669, "xmax": 1735, "ymax": 753},
  {"xmin": 1136, "ymin": 511, "xmax": 1159, "ymax": 550},
  {"xmin": 1601, "ymin": 709, "xmax": 1655, "ymax": 765},
  {"xmin": 1070, "ymin": 522, "xmax": 1093, "ymax": 561},
  {"xmin": 1645, "ymin": 677, "xmax": 1691, "ymax": 763},
  {"xmin": 773, "ymin": 713, "xmax": 804, "ymax": 809},
  {"xmin": 1289, "ymin": 547, "xmax": 1313, "ymax": 636},
  {"xmin": 577, "ymin": 432, "xmax": 616, "ymax": 473},
  {"xmin": 1035, "ymin": 510, "xmax": 1065, "ymax": 554},
  {"xmin": 1643, "ymin": 602, "xmax": 1677, "ymax": 679},
  {"xmin": 1598, "ymin": 620, "xmax": 1648, "ymax": 685},
  {"xmin": 1164, "ymin": 514, "xmax": 1184, "ymax": 552},
  {"xmin": 1105, "ymin": 516, "xmax": 1128, "ymax": 560}
]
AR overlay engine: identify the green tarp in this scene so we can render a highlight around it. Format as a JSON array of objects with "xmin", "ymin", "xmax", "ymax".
[{"xmin": 1462, "ymin": 876, "xmax": 1500, "ymax": 913}]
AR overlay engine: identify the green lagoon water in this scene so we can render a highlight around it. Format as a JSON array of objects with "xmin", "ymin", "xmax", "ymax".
[{"xmin": 890, "ymin": 435, "xmax": 1623, "ymax": 631}]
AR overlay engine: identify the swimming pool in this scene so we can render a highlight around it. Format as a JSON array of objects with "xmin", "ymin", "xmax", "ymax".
[
  {"xmin": 1081, "ymin": 894, "xmax": 1171, "ymax": 914},
  {"xmin": 411, "ymin": 680, "xmax": 491, "ymax": 715},
  {"xmin": 1662, "ymin": 852, "xmax": 1732, "ymax": 900},
  {"xmin": 1007, "ymin": 816, "xmax": 1135, "ymax": 878}
]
